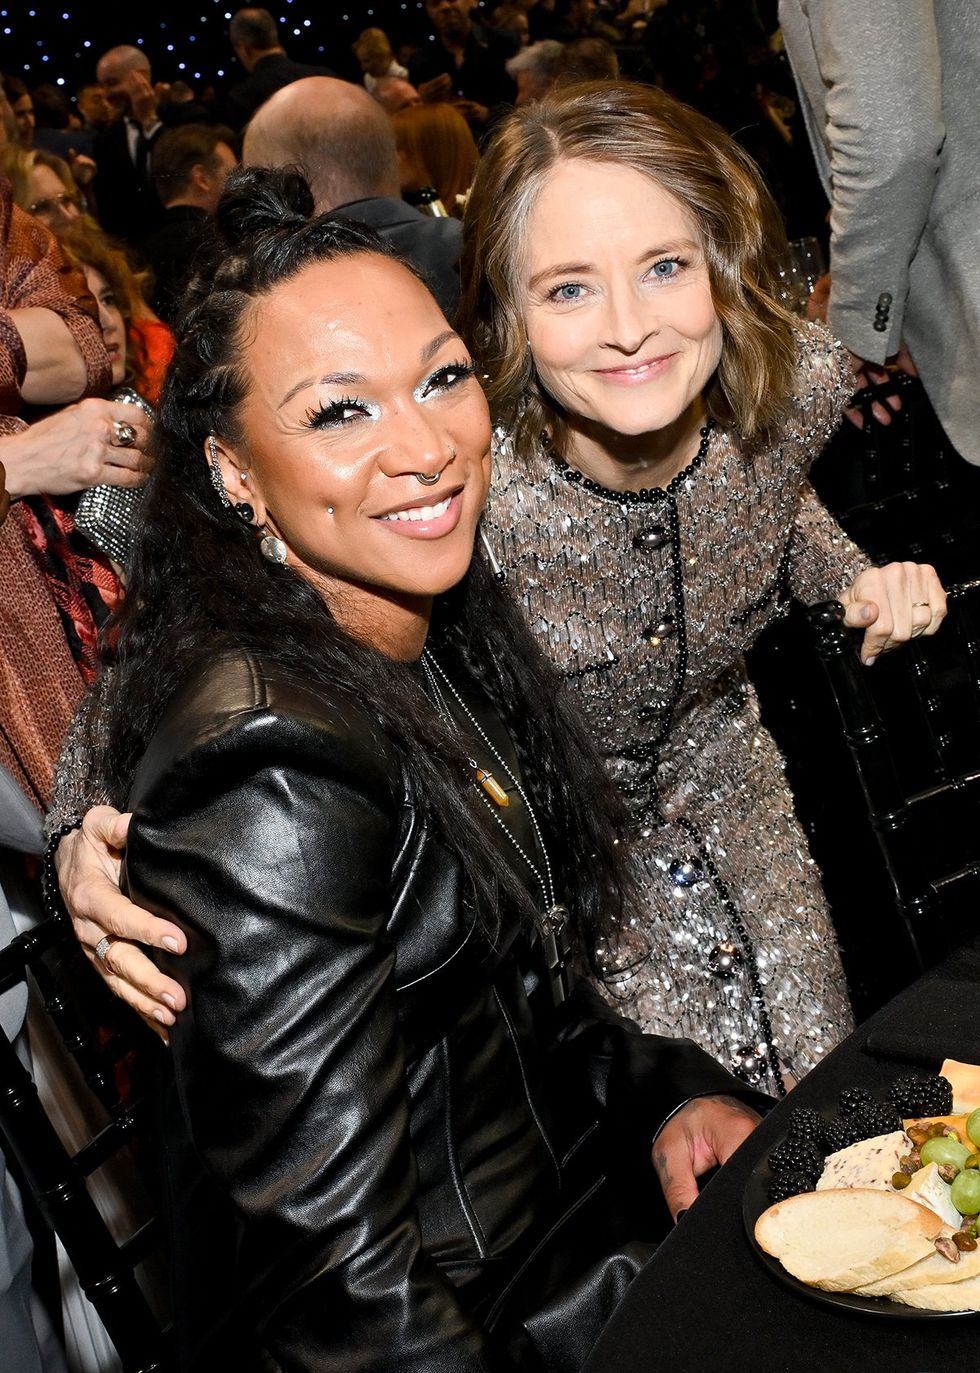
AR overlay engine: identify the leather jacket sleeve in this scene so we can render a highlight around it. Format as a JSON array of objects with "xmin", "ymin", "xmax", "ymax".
[
  {"xmin": 552, "ymin": 982, "xmax": 773, "ymax": 1172},
  {"xmin": 124, "ymin": 682, "xmax": 513, "ymax": 1372}
]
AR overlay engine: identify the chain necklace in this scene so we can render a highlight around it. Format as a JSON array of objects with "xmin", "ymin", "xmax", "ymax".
[{"xmin": 420, "ymin": 649, "xmax": 572, "ymax": 1004}]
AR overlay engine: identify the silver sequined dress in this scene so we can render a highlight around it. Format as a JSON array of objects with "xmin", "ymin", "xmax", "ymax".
[{"xmin": 482, "ymin": 325, "xmax": 863, "ymax": 1091}]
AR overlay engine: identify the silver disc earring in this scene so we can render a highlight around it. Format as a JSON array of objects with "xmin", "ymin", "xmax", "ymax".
[{"xmin": 259, "ymin": 533, "xmax": 288, "ymax": 564}]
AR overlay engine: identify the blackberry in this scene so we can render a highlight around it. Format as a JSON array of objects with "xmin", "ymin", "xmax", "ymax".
[
  {"xmin": 787, "ymin": 1107, "xmax": 826, "ymax": 1146},
  {"xmin": 823, "ymin": 1114, "xmax": 866, "ymax": 1153},
  {"xmin": 769, "ymin": 1136, "xmax": 822, "ymax": 1179},
  {"xmin": 768, "ymin": 1172, "xmax": 813, "ymax": 1204},
  {"xmin": 887, "ymin": 1074, "xmax": 953, "ymax": 1118},
  {"xmin": 839, "ymin": 1087, "xmax": 874, "ymax": 1115},
  {"xmin": 843, "ymin": 1103, "xmax": 903, "ymax": 1145}
]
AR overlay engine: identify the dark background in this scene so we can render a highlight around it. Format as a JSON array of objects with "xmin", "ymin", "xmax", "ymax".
[{"xmin": 0, "ymin": 1, "xmax": 438, "ymax": 100}]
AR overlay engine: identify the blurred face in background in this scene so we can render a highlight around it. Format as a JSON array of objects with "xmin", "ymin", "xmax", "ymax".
[
  {"xmin": 26, "ymin": 162, "xmax": 81, "ymax": 233},
  {"xmin": 12, "ymin": 93, "xmax": 35, "ymax": 147},
  {"xmin": 77, "ymin": 85, "xmax": 115, "ymax": 128},
  {"xmin": 424, "ymin": 0, "xmax": 471, "ymax": 42},
  {"xmin": 84, "ymin": 265, "xmax": 127, "ymax": 387}
]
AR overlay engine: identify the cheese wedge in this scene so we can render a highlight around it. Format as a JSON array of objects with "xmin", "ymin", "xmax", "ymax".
[
  {"xmin": 856, "ymin": 1241, "xmax": 980, "ymax": 1295},
  {"xmin": 940, "ymin": 1060, "xmax": 980, "ymax": 1114},
  {"xmin": 755, "ymin": 1188, "xmax": 944, "ymax": 1292},
  {"xmin": 816, "ymin": 1131, "xmax": 909, "ymax": 1192},
  {"xmin": 901, "ymin": 1162, "xmax": 963, "ymax": 1228},
  {"xmin": 890, "ymin": 1271, "xmax": 980, "ymax": 1311}
]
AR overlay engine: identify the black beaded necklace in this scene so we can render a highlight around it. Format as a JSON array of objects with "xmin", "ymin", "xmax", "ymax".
[{"xmin": 543, "ymin": 419, "xmax": 715, "ymax": 506}]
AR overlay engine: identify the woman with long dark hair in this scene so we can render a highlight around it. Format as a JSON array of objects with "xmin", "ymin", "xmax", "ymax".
[{"xmin": 67, "ymin": 167, "xmax": 761, "ymax": 1370}]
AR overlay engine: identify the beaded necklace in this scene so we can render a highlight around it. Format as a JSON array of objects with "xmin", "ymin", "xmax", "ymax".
[{"xmin": 544, "ymin": 419, "xmax": 715, "ymax": 505}]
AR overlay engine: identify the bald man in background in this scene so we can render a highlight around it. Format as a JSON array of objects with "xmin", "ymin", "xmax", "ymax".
[
  {"xmin": 243, "ymin": 77, "xmax": 463, "ymax": 316},
  {"xmin": 92, "ymin": 45, "xmax": 170, "ymax": 242}
]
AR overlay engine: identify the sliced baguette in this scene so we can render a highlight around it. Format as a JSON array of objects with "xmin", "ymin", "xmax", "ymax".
[
  {"xmin": 755, "ymin": 1188, "xmax": 943, "ymax": 1291},
  {"xmin": 855, "ymin": 1243, "xmax": 980, "ymax": 1296},
  {"xmin": 890, "ymin": 1272, "xmax": 980, "ymax": 1312}
]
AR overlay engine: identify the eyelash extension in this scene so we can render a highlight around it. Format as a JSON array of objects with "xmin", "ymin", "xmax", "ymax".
[
  {"xmin": 425, "ymin": 359, "xmax": 478, "ymax": 391},
  {"xmin": 304, "ymin": 396, "xmax": 369, "ymax": 429},
  {"xmin": 304, "ymin": 361, "xmax": 477, "ymax": 428}
]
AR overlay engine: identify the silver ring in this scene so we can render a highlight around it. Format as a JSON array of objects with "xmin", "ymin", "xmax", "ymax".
[
  {"xmin": 94, "ymin": 935, "xmax": 116, "ymax": 965},
  {"xmin": 414, "ymin": 470, "xmax": 442, "ymax": 486},
  {"xmin": 112, "ymin": 420, "xmax": 137, "ymax": 448}
]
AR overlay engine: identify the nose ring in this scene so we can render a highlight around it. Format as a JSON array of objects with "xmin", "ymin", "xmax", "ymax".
[{"xmin": 414, "ymin": 447, "xmax": 456, "ymax": 485}]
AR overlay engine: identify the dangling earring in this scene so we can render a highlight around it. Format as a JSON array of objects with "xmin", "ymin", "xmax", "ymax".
[
  {"xmin": 259, "ymin": 532, "xmax": 288, "ymax": 564},
  {"xmin": 207, "ymin": 435, "xmax": 232, "ymax": 509}
]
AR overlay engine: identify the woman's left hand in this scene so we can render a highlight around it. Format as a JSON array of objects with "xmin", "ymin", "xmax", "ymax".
[
  {"xmin": 652, "ymin": 1095, "xmax": 762, "ymax": 1223},
  {"xmin": 840, "ymin": 561, "xmax": 947, "ymax": 666}
]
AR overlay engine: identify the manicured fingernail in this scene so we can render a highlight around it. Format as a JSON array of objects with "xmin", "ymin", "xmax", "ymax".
[
  {"xmin": 162, "ymin": 936, "xmax": 179, "ymax": 952},
  {"xmin": 861, "ymin": 604, "xmax": 873, "ymax": 621},
  {"xmin": 152, "ymin": 1009, "xmax": 172, "ymax": 1025},
  {"xmin": 862, "ymin": 655, "xmax": 876, "ymax": 666},
  {"xmin": 161, "ymin": 993, "xmax": 177, "ymax": 1011},
  {"xmin": 675, "ymin": 1209, "xmax": 688, "ymax": 1223}
]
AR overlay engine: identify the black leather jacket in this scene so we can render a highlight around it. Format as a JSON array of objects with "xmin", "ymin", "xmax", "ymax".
[{"xmin": 124, "ymin": 651, "xmax": 761, "ymax": 1372}]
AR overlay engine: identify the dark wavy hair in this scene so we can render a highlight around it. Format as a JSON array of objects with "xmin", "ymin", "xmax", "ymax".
[{"xmin": 89, "ymin": 165, "xmax": 630, "ymax": 970}]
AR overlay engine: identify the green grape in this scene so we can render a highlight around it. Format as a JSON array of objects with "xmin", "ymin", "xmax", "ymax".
[
  {"xmin": 919, "ymin": 1136, "xmax": 972, "ymax": 1170},
  {"xmin": 950, "ymin": 1168, "xmax": 980, "ymax": 1216},
  {"xmin": 967, "ymin": 1107, "xmax": 980, "ymax": 1148}
]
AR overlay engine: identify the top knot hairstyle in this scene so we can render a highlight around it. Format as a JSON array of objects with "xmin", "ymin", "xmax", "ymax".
[
  {"xmin": 457, "ymin": 80, "xmax": 800, "ymax": 458},
  {"xmin": 167, "ymin": 166, "xmax": 394, "ymax": 449},
  {"xmin": 89, "ymin": 165, "xmax": 632, "ymax": 970}
]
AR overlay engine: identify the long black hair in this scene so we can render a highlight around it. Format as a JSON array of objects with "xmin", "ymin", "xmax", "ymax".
[{"xmin": 90, "ymin": 166, "xmax": 631, "ymax": 970}]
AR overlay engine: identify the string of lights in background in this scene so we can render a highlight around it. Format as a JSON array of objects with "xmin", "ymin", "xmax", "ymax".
[{"xmin": 0, "ymin": 1, "xmax": 439, "ymax": 95}]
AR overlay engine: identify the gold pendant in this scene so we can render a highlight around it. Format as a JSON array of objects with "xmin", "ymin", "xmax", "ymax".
[{"xmin": 475, "ymin": 768, "xmax": 509, "ymax": 807}]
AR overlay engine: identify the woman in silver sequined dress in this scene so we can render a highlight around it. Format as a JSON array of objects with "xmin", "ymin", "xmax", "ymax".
[
  {"xmin": 55, "ymin": 85, "xmax": 946, "ymax": 1100},
  {"xmin": 456, "ymin": 82, "xmax": 947, "ymax": 1092}
]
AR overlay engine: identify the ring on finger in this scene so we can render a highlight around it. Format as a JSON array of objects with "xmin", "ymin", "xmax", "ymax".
[
  {"xmin": 112, "ymin": 420, "xmax": 137, "ymax": 448},
  {"xmin": 912, "ymin": 600, "xmax": 930, "ymax": 609},
  {"xmin": 94, "ymin": 934, "xmax": 116, "ymax": 967}
]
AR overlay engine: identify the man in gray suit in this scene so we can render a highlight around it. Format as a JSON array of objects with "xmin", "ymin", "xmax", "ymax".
[{"xmin": 780, "ymin": 0, "xmax": 980, "ymax": 463}]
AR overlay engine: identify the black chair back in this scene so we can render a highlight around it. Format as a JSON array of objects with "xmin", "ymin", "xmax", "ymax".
[{"xmin": 0, "ymin": 911, "xmax": 172, "ymax": 1372}]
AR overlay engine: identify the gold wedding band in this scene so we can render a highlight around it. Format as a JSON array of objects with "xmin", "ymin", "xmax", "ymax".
[{"xmin": 912, "ymin": 601, "xmax": 930, "ymax": 608}]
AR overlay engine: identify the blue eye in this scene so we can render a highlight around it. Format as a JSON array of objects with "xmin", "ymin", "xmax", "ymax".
[
  {"xmin": 650, "ymin": 258, "xmax": 684, "ymax": 280},
  {"xmin": 551, "ymin": 282, "xmax": 584, "ymax": 302}
]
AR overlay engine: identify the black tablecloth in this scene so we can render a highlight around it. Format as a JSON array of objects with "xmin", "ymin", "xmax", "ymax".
[{"xmin": 583, "ymin": 937, "xmax": 980, "ymax": 1372}]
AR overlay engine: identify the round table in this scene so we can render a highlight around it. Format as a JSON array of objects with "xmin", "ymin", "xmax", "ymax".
[{"xmin": 583, "ymin": 935, "xmax": 980, "ymax": 1370}]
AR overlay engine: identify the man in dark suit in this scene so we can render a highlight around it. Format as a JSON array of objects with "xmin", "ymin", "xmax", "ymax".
[
  {"xmin": 92, "ymin": 45, "xmax": 171, "ymax": 245},
  {"xmin": 409, "ymin": 0, "xmax": 516, "ymax": 130},
  {"xmin": 243, "ymin": 77, "xmax": 462, "ymax": 319},
  {"xmin": 225, "ymin": 8, "xmax": 335, "ymax": 131},
  {"xmin": 142, "ymin": 124, "xmax": 239, "ymax": 326}
]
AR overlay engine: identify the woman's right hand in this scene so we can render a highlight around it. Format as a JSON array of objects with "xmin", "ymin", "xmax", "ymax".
[
  {"xmin": 56, "ymin": 806, "xmax": 187, "ymax": 1040},
  {"xmin": 1, "ymin": 397, "xmax": 153, "ymax": 500}
]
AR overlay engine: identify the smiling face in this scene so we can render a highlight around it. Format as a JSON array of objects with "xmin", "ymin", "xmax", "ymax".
[
  {"xmin": 218, "ymin": 253, "xmax": 492, "ymax": 653},
  {"xmin": 84, "ymin": 265, "xmax": 127, "ymax": 386},
  {"xmin": 522, "ymin": 158, "xmax": 722, "ymax": 469}
]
